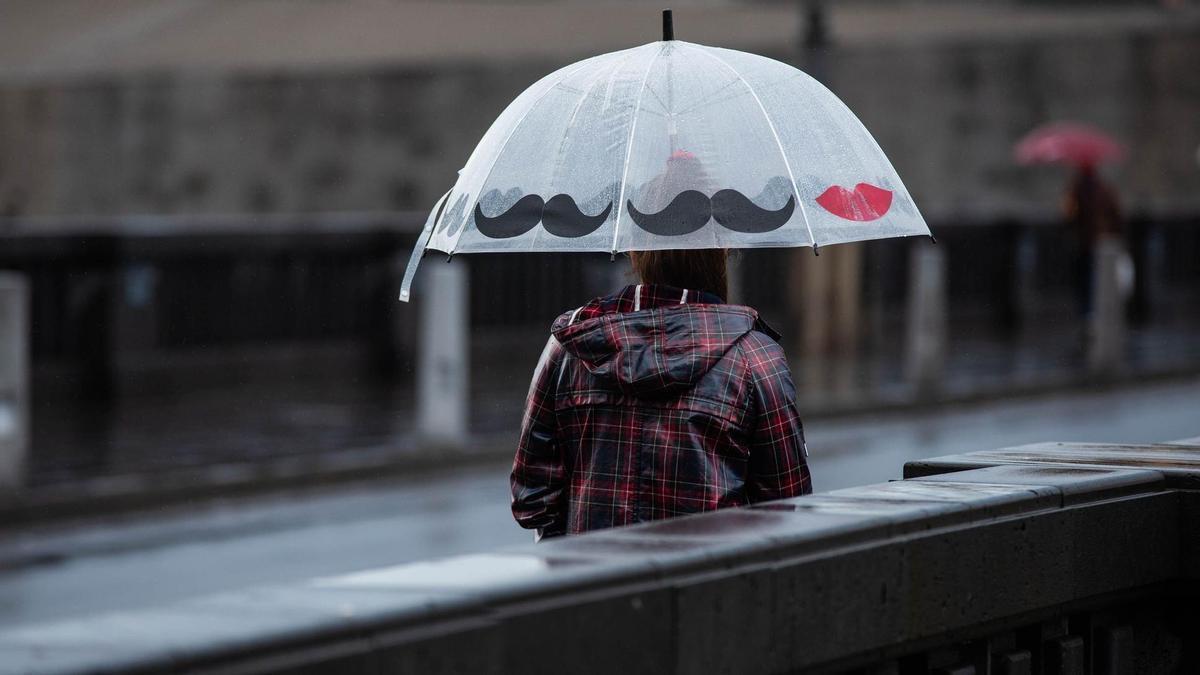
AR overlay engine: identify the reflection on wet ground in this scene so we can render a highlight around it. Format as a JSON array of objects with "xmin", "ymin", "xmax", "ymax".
[
  {"xmin": 793, "ymin": 319, "xmax": 1200, "ymax": 409},
  {"xmin": 32, "ymin": 378, "xmax": 419, "ymax": 486},
  {"xmin": 29, "ymin": 317, "xmax": 1200, "ymax": 487},
  {"xmin": 3, "ymin": 377, "xmax": 1199, "ymax": 628}
]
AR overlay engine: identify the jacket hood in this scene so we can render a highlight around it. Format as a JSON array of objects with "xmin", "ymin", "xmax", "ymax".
[{"xmin": 551, "ymin": 285, "xmax": 774, "ymax": 397}]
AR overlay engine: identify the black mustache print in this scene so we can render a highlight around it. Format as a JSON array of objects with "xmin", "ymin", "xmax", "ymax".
[
  {"xmin": 437, "ymin": 193, "xmax": 471, "ymax": 237},
  {"xmin": 474, "ymin": 193, "xmax": 612, "ymax": 239},
  {"xmin": 472, "ymin": 182, "xmax": 795, "ymax": 239},
  {"xmin": 627, "ymin": 190, "xmax": 711, "ymax": 236},
  {"xmin": 543, "ymin": 194, "xmax": 613, "ymax": 238},
  {"xmin": 711, "ymin": 190, "xmax": 796, "ymax": 233},
  {"xmin": 475, "ymin": 194, "xmax": 544, "ymax": 239},
  {"xmin": 628, "ymin": 189, "xmax": 796, "ymax": 236}
]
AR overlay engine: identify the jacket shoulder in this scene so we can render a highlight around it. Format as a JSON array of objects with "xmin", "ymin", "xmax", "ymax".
[
  {"xmin": 738, "ymin": 328, "xmax": 787, "ymax": 358},
  {"xmin": 530, "ymin": 333, "xmax": 567, "ymax": 386},
  {"xmin": 736, "ymin": 329, "xmax": 792, "ymax": 380}
]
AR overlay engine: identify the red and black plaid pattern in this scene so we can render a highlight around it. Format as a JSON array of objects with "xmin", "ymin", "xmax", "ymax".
[{"xmin": 511, "ymin": 284, "xmax": 811, "ymax": 539}]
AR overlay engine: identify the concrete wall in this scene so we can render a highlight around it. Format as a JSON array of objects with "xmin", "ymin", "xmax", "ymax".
[
  {"xmin": 1, "ymin": 26, "xmax": 1197, "ymax": 222},
  {"xmin": 1, "ymin": 442, "xmax": 1197, "ymax": 674},
  {"xmin": 835, "ymin": 31, "xmax": 1200, "ymax": 220}
]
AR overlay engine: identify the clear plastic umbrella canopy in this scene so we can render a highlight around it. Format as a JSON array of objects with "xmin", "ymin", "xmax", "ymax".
[{"xmin": 401, "ymin": 23, "xmax": 930, "ymax": 300}]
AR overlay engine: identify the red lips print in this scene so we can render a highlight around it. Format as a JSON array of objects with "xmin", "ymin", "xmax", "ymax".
[{"xmin": 815, "ymin": 183, "xmax": 893, "ymax": 221}]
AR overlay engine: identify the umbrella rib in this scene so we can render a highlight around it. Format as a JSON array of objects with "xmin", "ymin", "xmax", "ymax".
[
  {"xmin": 612, "ymin": 43, "xmax": 666, "ymax": 255},
  {"xmin": 533, "ymin": 51, "xmax": 640, "ymax": 251},
  {"xmin": 448, "ymin": 54, "xmax": 604, "ymax": 255},
  {"xmin": 553, "ymin": 49, "xmax": 640, "ymax": 184},
  {"xmin": 676, "ymin": 73, "xmax": 799, "ymax": 117},
  {"xmin": 674, "ymin": 78, "xmax": 743, "ymax": 116},
  {"xmin": 685, "ymin": 44, "xmax": 817, "ymax": 250}
]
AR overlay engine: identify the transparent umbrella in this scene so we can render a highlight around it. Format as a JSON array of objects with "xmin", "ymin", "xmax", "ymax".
[{"xmin": 400, "ymin": 10, "xmax": 931, "ymax": 301}]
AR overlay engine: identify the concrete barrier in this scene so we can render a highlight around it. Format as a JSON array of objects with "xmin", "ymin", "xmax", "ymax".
[
  {"xmin": 1, "ymin": 440, "xmax": 1197, "ymax": 674},
  {"xmin": 0, "ymin": 273, "xmax": 29, "ymax": 490}
]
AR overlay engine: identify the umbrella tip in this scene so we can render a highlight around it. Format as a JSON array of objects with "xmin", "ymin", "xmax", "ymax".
[{"xmin": 662, "ymin": 9, "xmax": 674, "ymax": 41}]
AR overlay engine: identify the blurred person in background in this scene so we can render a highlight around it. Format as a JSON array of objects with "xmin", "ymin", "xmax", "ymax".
[
  {"xmin": 510, "ymin": 249, "xmax": 811, "ymax": 540},
  {"xmin": 1064, "ymin": 164, "xmax": 1124, "ymax": 320}
]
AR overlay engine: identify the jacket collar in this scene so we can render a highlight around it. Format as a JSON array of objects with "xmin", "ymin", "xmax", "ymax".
[
  {"xmin": 559, "ymin": 284, "xmax": 780, "ymax": 341},
  {"xmin": 610, "ymin": 284, "xmax": 724, "ymax": 313}
]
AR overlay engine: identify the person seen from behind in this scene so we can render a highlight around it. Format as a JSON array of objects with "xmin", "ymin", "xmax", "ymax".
[{"xmin": 510, "ymin": 249, "xmax": 811, "ymax": 540}]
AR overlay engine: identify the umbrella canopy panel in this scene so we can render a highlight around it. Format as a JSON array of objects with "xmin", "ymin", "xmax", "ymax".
[{"xmin": 426, "ymin": 40, "xmax": 929, "ymax": 256}]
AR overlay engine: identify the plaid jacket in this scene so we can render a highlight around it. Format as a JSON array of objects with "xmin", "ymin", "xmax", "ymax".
[{"xmin": 511, "ymin": 283, "xmax": 811, "ymax": 539}]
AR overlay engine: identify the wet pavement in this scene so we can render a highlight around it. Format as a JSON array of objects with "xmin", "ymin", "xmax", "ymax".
[
  {"xmin": 28, "ymin": 317, "xmax": 1200, "ymax": 487},
  {"xmin": 2, "ymin": 375, "xmax": 1198, "ymax": 630}
]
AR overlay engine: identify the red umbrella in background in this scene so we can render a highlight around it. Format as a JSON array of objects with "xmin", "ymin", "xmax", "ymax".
[{"xmin": 1014, "ymin": 122, "xmax": 1125, "ymax": 167}]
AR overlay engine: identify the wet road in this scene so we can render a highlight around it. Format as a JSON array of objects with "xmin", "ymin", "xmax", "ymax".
[{"xmin": 2, "ymin": 377, "xmax": 1198, "ymax": 629}]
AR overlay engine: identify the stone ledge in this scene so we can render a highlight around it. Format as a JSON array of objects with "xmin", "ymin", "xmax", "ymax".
[
  {"xmin": 1, "ymin": 446, "xmax": 1196, "ymax": 675},
  {"xmin": 903, "ymin": 441, "xmax": 1200, "ymax": 488}
]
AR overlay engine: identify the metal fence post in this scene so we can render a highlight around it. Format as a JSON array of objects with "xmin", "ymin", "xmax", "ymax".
[
  {"xmin": 727, "ymin": 252, "xmax": 745, "ymax": 304},
  {"xmin": 416, "ymin": 260, "xmax": 469, "ymax": 447},
  {"xmin": 1088, "ymin": 236, "xmax": 1126, "ymax": 376},
  {"xmin": 1008, "ymin": 224, "xmax": 1038, "ymax": 331},
  {"xmin": 905, "ymin": 242, "xmax": 947, "ymax": 398},
  {"xmin": 0, "ymin": 273, "xmax": 30, "ymax": 490}
]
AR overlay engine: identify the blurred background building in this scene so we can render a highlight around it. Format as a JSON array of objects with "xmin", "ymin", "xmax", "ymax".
[{"xmin": 0, "ymin": 0, "xmax": 1198, "ymax": 500}]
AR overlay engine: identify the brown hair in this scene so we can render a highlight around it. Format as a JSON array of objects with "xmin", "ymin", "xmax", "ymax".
[{"xmin": 629, "ymin": 249, "xmax": 729, "ymax": 301}]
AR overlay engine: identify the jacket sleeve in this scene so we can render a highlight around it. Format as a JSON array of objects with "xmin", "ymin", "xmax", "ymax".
[
  {"xmin": 744, "ymin": 333, "xmax": 812, "ymax": 502},
  {"xmin": 510, "ymin": 336, "xmax": 568, "ymax": 540}
]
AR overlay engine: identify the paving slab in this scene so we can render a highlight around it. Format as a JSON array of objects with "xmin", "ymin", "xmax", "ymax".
[
  {"xmin": 822, "ymin": 479, "xmax": 1060, "ymax": 527},
  {"xmin": 524, "ymin": 529, "xmax": 740, "ymax": 571},
  {"xmin": 911, "ymin": 465, "xmax": 1165, "ymax": 505},
  {"xmin": 533, "ymin": 478, "xmax": 1068, "ymax": 572},
  {"xmin": 591, "ymin": 507, "xmax": 896, "ymax": 566},
  {"xmin": 310, "ymin": 550, "xmax": 656, "ymax": 605},
  {"xmin": 904, "ymin": 442, "xmax": 1200, "ymax": 488},
  {"xmin": 752, "ymin": 493, "xmax": 1008, "ymax": 537}
]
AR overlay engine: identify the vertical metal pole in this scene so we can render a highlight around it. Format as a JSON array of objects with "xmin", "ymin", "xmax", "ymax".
[
  {"xmin": 417, "ymin": 260, "xmax": 469, "ymax": 447},
  {"xmin": 905, "ymin": 243, "xmax": 946, "ymax": 398},
  {"xmin": 787, "ymin": 0, "xmax": 836, "ymax": 369},
  {"xmin": 1013, "ymin": 226, "xmax": 1038, "ymax": 329},
  {"xmin": 0, "ymin": 273, "xmax": 29, "ymax": 490},
  {"xmin": 726, "ymin": 252, "xmax": 745, "ymax": 304},
  {"xmin": 799, "ymin": 253, "xmax": 830, "ymax": 352},
  {"xmin": 830, "ymin": 244, "xmax": 862, "ymax": 353},
  {"xmin": 1088, "ymin": 235, "xmax": 1125, "ymax": 376},
  {"xmin": 801, "ymin": 0, "xmax": 829, "ymax": 83}
]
